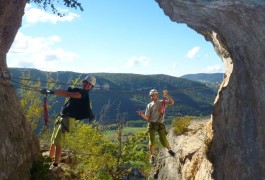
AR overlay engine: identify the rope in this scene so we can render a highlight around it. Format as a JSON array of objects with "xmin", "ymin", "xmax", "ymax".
[
  {"xmin": 10, "ymin": 78, "xmax": 213, "ymax": 95},
  {"xmin": 9, "ymin": 78, "xmax": 50, "ymax": 127},
  {"xmin": 5, "ymin": 75, "xmax": 217, "ymax": 129},
  {"xmin": 12, "ymin": 76, "xmax": 78, "ymax": 87},
  {"xmin": 10, "ymin": 75, "xmax": 216, "ymax": 95},
  {"xmin": 160, "ymin": 98, "xmax": 166, "ymax": 115},
  {"xmin": 10, "ymin": 79, "xmax": 40, "ymax": 92}
]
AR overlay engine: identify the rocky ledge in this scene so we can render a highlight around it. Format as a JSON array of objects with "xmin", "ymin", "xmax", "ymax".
[{"xmin": 151, "ymin": 118, "xmax": 213, "ymax": 180}]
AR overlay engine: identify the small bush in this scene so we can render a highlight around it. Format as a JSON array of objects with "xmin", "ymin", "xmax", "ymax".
[
  {"xmin": 30, "ymin": 155, "xmax": 52, "ymax": 180},
  {"xmin": 172, "ymin": 116, "xmax": 192, "ymax": 135}
]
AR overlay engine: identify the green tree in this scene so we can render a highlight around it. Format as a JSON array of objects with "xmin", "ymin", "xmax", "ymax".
[
  {"xmin": 65, "ymin": 120, "xmax": 151, "ymax": 179},
  {"xmin": 65, "ymin": 121, "xmax": 114, "ymax": 179},
  {"xmin": 19, "ymin": 72, "xmax": 58, "ymax": 131},
  {"xmin": 28, "ymin": 0, "xmax": 83, "ymax": 16},
  {"xmin": 20, "ymin": 72, "xmax": 43, "ymax": 130}
]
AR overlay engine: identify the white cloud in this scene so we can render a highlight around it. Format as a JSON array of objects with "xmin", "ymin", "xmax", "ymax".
[
  {"xmin": 7, "ymin": 32, "xmax": 77, "ymax": 72},
  {"xmin": 187, "ymin": 46, "xmax": 200, "ymax": 59},
  {"xmin": 24, "ymin": 4, "xmax": 79, "ymax": 24},
  {"xmin": 201, "ymin": 64, "xmax": 224, "ymax": 73},
  {"xmin": 172, "ymin": 63, "xmax": 177, "ymax": 68},
  {"xmin": 9, "ymin": 32, "xmax": 61, "ymax": 54},
  {"xmin": 125, "ymin": 56, "xmax": 150, "ymax": 68}
]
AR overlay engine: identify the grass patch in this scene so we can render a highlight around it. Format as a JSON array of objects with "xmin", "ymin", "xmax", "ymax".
[{"xmin": 104, "ymin": 127, "xmax": 147, "ymax": 141}]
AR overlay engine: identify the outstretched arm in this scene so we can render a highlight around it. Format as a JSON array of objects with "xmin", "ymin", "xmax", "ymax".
[
  {"xmin": 136, "ymin": 110, "xmax": 150, "ymax": 121},
  {"xmin": 53, "ymin": 89, "xmax": 81, "ymax": 99},
  {"xmin": 163, "ymin": 90, "xmax": 174, "ymax": 106}
]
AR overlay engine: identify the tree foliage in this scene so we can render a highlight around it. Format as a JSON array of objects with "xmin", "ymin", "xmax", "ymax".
[
  {"xmin": 28, "ymin": 0, "xmax": 84, "ymax": 16},
  {"xmin": 20, "ymin": 72, "xmax": 43, "ymax": 130},
  {"xmin": 65, "ymin": 121, "xmax": 151, "ymax": 179},
  {"xmin": 19, "ymin": 71, "xmax": 58, "ymax": 131},
  {"xmin": 17, "ymin": 71, "xmax": 157, "ymax": 178}
]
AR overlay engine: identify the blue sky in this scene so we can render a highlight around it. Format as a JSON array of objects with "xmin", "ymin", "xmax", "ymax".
[{"xmin": 7, "ymin": 0, "xmax": 224, "ymax": 77}]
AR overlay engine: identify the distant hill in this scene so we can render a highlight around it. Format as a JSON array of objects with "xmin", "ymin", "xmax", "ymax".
[
  {"xmin": 181, "ymin": 73, "xmax": 224, "ymax": 84},
  {"xmin": 9, "ymin": 68, "xmax": 216, "ymax": 125},
  {"xmin": 181, "ymin": 73, "xmax": 224, "ymax": 91}
]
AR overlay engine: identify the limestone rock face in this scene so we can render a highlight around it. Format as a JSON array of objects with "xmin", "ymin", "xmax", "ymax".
[
  {"xmin": 0, "ymin": 0, "xmax": 40, "ymax": 179},
  {"xmin": 156, "ymin": 0, "xmax": 265, "ymax": 179},
  {"xmin": 152, "ymin": 119, "xmax": 213, "ymax": 180},
  {"xmin": 0, "ymin": 85, "xmax": 39, "ymax": 180}
]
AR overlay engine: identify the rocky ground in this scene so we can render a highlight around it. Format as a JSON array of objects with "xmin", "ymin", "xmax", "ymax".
[
  {"xmin": 149, "ymin": 118, "xmax": 213, "ymax": 180},
  {"xmin": 41, "ymin": 147, "xmax": 81, "ymax": 180}
]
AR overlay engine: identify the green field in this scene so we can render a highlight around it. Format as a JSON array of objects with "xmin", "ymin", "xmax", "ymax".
[{"xmin": 103, "ymin": 127, "xmax": 147, "ymax": 141}]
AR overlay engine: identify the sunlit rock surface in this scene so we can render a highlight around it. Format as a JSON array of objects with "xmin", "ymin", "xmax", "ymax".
[
  {"xmin": 152, "ymin": 119, "xmax": 212, "ymax": 180},
  {"xmin": 156, "ymin": 0, "xmax": 265, "ymax": 179}
]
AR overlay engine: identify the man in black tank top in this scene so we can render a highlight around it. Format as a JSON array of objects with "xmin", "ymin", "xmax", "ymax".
[{"xmin": 42, "ymin": 75, "xmax": 96, "ymax": 170}]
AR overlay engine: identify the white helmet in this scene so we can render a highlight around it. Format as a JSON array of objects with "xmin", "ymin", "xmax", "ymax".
[
  {"xmin": 149, "ymin": 89, "xmax": 158, "ymax": 96},
  {"xmin": 83, "ymin": 75, "xmax": 96, "ymax": 86}
]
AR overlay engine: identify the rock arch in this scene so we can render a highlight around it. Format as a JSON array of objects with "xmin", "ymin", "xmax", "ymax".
[
  {"xmin": 1, "ymin": 0, "xmax": 265, "ymax": 179},
  {"xmin": 156, "ymin": 0, "xmax": 265, "ymax": 179}
]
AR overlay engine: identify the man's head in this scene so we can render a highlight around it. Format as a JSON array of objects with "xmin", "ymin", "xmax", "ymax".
[
  {"xmin": 82, "ymin": 75, "xmax": 96, "ymax": 90},
  {"xmin": 149, "ymin": 89, "xmax": 158, "ymax": 101}
]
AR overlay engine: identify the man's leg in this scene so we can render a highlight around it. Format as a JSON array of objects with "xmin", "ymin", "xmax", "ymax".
[
  {"xmin": 49, "ymin": 117, "xmax": 64, "ymax": 168},
  {"xmin": 149, "ymin": 144, "xmax": 155, "ymax": 155},
  {"xmin": 51, "ymin": 117, "xmax": 75, "ymax": 164},
  {"xmin": 54, "ymin": 145, "xmax": 62, "ymax": 164},
  {"xmin": 158, "ymin": 128, "xmax": 169, "ymax": 149},
  {"xmin": 149, "ymin": 128, "xmax": 156, "ymax": 163},
  {"xmin": 158, "ymin": 129, "xmax": 175, "ymax": 156},
  {"xmin": 49, "ymin": 116, "xmax": 75, "ymax": 169},
  {"xmin": 149, "ymin": 128, "xmax": 156, "ymax": 155},
  {"xmin": 50, "ymin": 116, "xmax": 62, "ymax": 158},
  {"xmin": 49, "ymin": 144, "xmax": 56, "ymax": 159}
]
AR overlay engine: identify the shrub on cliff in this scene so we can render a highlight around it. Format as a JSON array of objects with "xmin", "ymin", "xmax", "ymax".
[{"xmin": 172, "ymin": 116, "xmax": 192, "ymax": 135}]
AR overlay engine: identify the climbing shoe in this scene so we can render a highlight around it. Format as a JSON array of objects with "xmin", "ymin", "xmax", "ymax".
[
  {"xmin": 168, "ymin": 149, "xmax": 176, "ymax": 157},
  {"xmin": 150, "ymin": 155, "xmax": 155, "ymax": 164},
  {"xmin": 49, "ymin": 163, "xmax": 59, "ymax": 170}
]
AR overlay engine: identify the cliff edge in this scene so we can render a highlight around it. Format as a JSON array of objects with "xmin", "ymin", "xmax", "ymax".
[{"xmin": 151, "ymin": 119, "xmax": 213, "ymax": 180}]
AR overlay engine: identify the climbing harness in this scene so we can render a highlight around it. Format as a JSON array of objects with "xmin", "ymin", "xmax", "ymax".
[
  {"xmin": 148, "ymin": 122, "xmax": 166, "ymax": 131},
  {"xmin": 54, "ymin": 115, "xmax": 70, "ymax": 133}
]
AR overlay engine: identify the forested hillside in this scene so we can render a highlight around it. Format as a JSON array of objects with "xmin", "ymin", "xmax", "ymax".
[
  {"xmin": 181, "ymin": 73, "xmax": 224, "ymax": 84},
  {"xmin": 9, "ymin": 68, "xmax": 216, "ymax": 125}
]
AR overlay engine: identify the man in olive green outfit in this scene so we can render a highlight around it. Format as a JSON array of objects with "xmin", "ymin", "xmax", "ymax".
[{"xmin": 136, "ymin": 89, "xmax": 175, "ymax": 164}]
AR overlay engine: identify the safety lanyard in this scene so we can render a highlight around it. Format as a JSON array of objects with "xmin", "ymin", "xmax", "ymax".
[
  {"xmin": 160, "ymin": 97, "xmax": 166, "ymax": 115},
  {"xmin": 43, "ymin": 94, "xmax": 49, "ymax": 126}
]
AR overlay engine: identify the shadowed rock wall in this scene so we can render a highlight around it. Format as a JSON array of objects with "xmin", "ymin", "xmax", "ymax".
[
  {"xmin": 156, "ymin": 0, "xmax": 265, "ymax": 179},
  {"xmin": 0, "ymin": 0, "xmax": 39, "ymax": 179}
]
